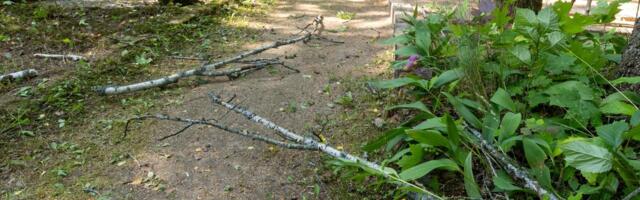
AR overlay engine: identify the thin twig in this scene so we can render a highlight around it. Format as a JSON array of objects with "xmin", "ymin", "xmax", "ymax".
[
  {"xmin": 169, "ymin": 56, "xmax": 207, "ymax": 61},
  {"xmin": 157, "ymin": 123, "xmax": 195, "ymax": 141},
  {"xmin": 124, "ymin": 114, "xmax": 317, "ymax": 150},
  {"xmin": 0, "ymin": 69, "xmax": 38, "ymax": 81}
]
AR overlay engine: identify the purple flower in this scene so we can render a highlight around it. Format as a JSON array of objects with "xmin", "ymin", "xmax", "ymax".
[
  {"xmin": 405, "ymin": 55, "xmax": 419, "ymax": 70},
  {"xmin": 479, "ymin": 0, "xmax": 496, "ymax": 14}
]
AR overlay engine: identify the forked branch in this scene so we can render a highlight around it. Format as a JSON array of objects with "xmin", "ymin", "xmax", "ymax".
[{"xmin": 95, "ymin": 18, "xmax": 324, "ymax": 95}]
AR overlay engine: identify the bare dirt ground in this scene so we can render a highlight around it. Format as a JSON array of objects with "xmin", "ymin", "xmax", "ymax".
[{"xmin": 111, "ymin": 1, "xmax": 392, "ymax": 199}]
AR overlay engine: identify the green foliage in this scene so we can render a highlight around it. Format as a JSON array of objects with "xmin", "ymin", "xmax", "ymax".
[{"xmin": 338, "ymin": 1, "xmax": 640, "ymax": 199}]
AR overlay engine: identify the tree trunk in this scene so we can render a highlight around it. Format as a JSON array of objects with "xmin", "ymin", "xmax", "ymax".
[
  {"xmin": 497, "ymin": 0, "xmax": 543, "ymax": 12},
  {"xmin": 619, "ymin": 19, "xmax": 640, "ymax": 91},
  {"xmin": 621, "ymin": 19, "xmax": 640, "ymax": 75},
  {"xmin": 515, "ymin": 0, "xmax": 543, "ymax": 12}
]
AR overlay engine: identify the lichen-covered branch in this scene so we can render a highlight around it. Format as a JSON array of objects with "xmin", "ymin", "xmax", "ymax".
[
  {"xmin": 124, "ymin": 114, "xmax": 317, "ymax": 150},
  {"xmin": 0, "ymin": 69, "xmax": 38, "ymax": 81},
  {"xmin": 95, "ymin": 18, "xmax": 323, "ymax": 95},
  {"xmin": 207, "ymin": 93, "xmax": 442, "ymax": 199},
  {"xmin": 34, "ymin": 53, "xmax": 86, "ymax": 61},
  {"xmin": 465, "ymin": 126, "xmax": 561, "ymax": 200}
]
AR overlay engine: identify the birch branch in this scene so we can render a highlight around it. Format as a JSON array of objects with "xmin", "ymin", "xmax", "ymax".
[
  {"xmin": 124, "ymin": 114, "xmax": 317, "ymax": 150},
  {"xmin": 0, "ymin": 69, "xmax": 38, "ymax": 81},
  {"xmin": 94, "ymin": 18, "xmax": 323, "ymax": 95},
  {"xmin": 465, "ymin": 126, "xmax": 561, "ymax": 200},
  {"xmin": 34, "ymin": 53, "xmax": 86, "ymax": 61},
  {"xmin": 622, "ymin": 187, "xmax": 640, "ymax": 200},
  {"xmin": 207, "ymin": 92, "xmax": 443, "ymax": 200}
]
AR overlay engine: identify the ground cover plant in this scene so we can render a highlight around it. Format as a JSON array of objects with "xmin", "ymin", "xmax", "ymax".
[{"xmin": 333, "ymin": 0, "xmax": 640, "ymax": 199}]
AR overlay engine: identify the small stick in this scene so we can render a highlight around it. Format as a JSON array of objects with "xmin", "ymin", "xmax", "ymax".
[
  {"xmin": 157, "ymin": 123, "xmax": 195, "ymax": 141},
  {"xmin": 169, "ymin": 56, "xmax": 207, "ymax": 61},
  {"xmin": 0, "ymin": 69, "xmax": 38, "ymax": 81},
  {"xmin": 34, "ymin": 53, "xmax": 86, "ymax": 61}
]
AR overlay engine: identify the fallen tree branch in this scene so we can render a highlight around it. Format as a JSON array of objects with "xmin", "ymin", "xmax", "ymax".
[
  {"xmin": 465, "ymin": 125, "xmax": 561, "ymax": 200},
  {"xmin": 623, "ymin": 187, "xmax": 640, "ymax": 200},
  {"xmin": 0, "ymin": 69, "xmax": 38, "ymax": 81},
  {"xmin": 34, "ymin": 53, "xmax": 86, "ymax": 61},
  {"xmin": 124, "ymin": 114, "xmax": 318, "ymax": 150},
  {"xmin": 207, "ymin": 92, "xmax": 442, "ymax": 199},
  {"xmin": 95, "ymin": 18, "xmax": 324, "ymax": 95}
]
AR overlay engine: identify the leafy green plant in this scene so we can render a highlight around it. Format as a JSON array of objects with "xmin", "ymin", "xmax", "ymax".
[{"xmin": 335, "ymin": 0, "xmax": 640, "ymax": 199}]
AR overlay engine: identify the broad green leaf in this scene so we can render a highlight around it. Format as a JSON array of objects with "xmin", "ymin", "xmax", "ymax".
[
  {"xmin": 386, "ymin": 101, "xmax": 433, "ymax": 115},
  {"xmin": 511, "ymin": 45, "xmax": 531, "ymax": 65},
  {"xmin": 537, "ymin": 7, "xmax": 558, "ymax": 28},
  {"xmin": 463, "ymin": 153, "xmax": 482, "ymax": 199},
  {"xmin": 524, "ymin": 137, "xmax": 547, "ymax": 168},
  {"xmin": 445, "ymin": 115, "xmax": 460, "ymax": 146},
  {"xmin": 596, "ymin": 121, "xmax": 629, "ymax": 149},
  {"xmin": 499, "ymin": 112, "xmax": 522, "ymax": 138},
  {"xmin": 544, "ymin": 52, "xmax": 576, "ymax": 75},
  {"xmin": 632, "ymin": 111, "xmax": 640, "ymax": 126},
  {"xmin": 399, "ymin": 159, "xmax": 460, "ymax": 181},
  {"xmin": 380, "ymin": 35, "xmax": 410, "ymax": 45},
  {"xmin": 415, "ymin": 24, "xmax": 432, "ymax": 55},
  {"xmin": 562, "ymin": 13, "xmax": 595, "ymax": 34},
  {"xmin": 369, "ymin": 77, "xmax": 416, "ymax": 89},
  {"xmin": 514, "ymin": 8, "xmax": 538, "ymax": 26},
  {"xmin": 600, "ymin": 101, "xmax": 637, "ymax": 116},
  {"xmin": 397, "ymin": 144, "xmax": 424, "ymax": 170},
  {"xmin": 493, "ymin": 170, "xmax": 522, "ymax": 191},
  {"xmin": 611, "ymin": 76, "xmax": 640, "ymax": 85},
  {"xmin": 547, "ymin": 31, "xmax": 564, "ymax": 47},
  {"xmin": 562, "ymin": 141, "xmax": 613, "ymax": 173},
  {"xmin": 444, "ymin": 93, "xmax": 482, "ymax": 128},
  {"xmin": 591, "ymin": 0, "xmax": 629, "ymax": 23},
  {"xmin": 406, "ymin": 129, "xmax": 449, "ymax": 148},
  {"xmin": 413, "ymin": 117, "xmax": 446, "ymax": 130},
  {"xmin": 491, "ymin": 88, "xmax": 516, "ymax": 111},
  {"xmin": 396, "ymin": 46, "xmax": 420, "ymax": 57},
  {"xmin": 363, "ymin": 128, "xmax": 405, "ymax": 151},
  {"xmin": 430, "ymin": 68, "xmax": 464, "ymax": 88}
]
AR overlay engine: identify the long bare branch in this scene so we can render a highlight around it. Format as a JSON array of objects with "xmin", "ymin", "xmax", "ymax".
[
  {"xmin": 0, "ymin": 69, "xmax": 38, "ymax": 81},
  {"xmin": 207, "ymin": 92, "xmax": 443, "ymax": 199},
  {"xmin": 94, "ymin": 19, "xmax": 322, "ymax": 95}
]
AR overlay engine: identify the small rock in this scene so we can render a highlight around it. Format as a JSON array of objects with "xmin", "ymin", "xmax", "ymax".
[
  {"xmin": 327, "ymin": 103, "xmax": 335, "ymax": 108},
  {"xmin": 373, "ymin": 118, "xmax": 385, "ymax": 128}
]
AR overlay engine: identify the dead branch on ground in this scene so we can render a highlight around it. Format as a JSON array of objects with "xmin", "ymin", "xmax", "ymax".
[
  {"xmin": 34, "ymin": 53, "xmax": 86, "ymax": 61},
  {"xmin": 465, "ymin": 125, "xmax": 561, "ymax": 200},
  {"xmin": 0, "ymin": 69, "xmax": 38, "ymax": 82},
  {"xmin": 95, "ymin": 17, "xmax": 325, "ymax": 95},
  {"xmin": 123, "ymin": 92, "xmax": 443, "ymax": 199}
]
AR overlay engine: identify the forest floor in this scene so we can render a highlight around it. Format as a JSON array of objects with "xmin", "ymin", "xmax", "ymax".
[{"xmin": 1, "ymin": 0, "xmax": 396, "ymax": 199}]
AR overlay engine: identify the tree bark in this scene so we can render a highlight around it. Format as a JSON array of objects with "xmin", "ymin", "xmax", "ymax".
[{"xmin": 619, "ymin": 19, "xmax": 640, "ymax": 92}]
